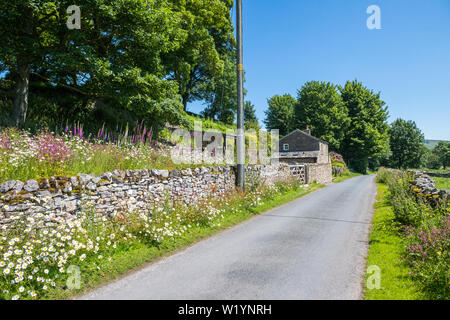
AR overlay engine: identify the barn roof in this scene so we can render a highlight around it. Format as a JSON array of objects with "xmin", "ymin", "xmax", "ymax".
[{"xmin": 279, "ymin": 129, "xmax": 329, "ymax": 146}]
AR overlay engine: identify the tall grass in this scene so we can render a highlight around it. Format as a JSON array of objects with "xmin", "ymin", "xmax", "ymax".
[
  {"xmin": 377, "ymin": 168, "xmax": 446, "ymax": 227},
  {"xmin": 0, "ymin": 127, "xmax": 174, "ymax": 183},
  {"xmin": 0, "ymin": 176, "xmax": 312, "ymax": 300},
  {"xmin": 375, "ymin": 168, "xmax": 450, "ymax": 299}
]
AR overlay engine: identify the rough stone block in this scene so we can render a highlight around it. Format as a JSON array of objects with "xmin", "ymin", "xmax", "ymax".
[
  {"xmin": 24, "ymin": 180, "xmax": 39, "ymax": 192},
  {"xmin": 0, "ymin": 181, "xmax": 17, "ymax": 193}
]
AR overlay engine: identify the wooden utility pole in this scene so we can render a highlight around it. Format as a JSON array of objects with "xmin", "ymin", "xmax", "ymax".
[{"xmin": 236, "ymin": 0, "xmax": 245, "ymax": 191}]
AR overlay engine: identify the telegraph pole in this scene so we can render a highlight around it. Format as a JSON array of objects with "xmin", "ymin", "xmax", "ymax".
[{"xmin": 236, "ymin": 0, "xmax": 245, "ymax": 191}]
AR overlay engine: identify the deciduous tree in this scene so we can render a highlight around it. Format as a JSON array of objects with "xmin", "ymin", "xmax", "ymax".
[
  {"xmin": 433, "ymin": 141, "xmax": 450, "ymax": 169},
  {"xmin": 264, "ymin": 94, "xmax": 296, "ymax": 136},
  {"xmin": 389, "ymin": 119, "xmax": 425, "ymax": 169},
  {"xmin": 200, "ymin": 57, "xmax": 239, "ymax": 125},
  {"xmin": 294, "ymin": 81, "xmax": 350, "ymax": 152},
  {"xmin": 0, "ymin": 0, "xmax": 190, "ymax": 130},
  {"xmin": 163, "ymin": 0, "xmax": 235, "ymax": 111},
  {"xmin": 339, "ymin": 80, "xmax": 389, "ymax": 173}
]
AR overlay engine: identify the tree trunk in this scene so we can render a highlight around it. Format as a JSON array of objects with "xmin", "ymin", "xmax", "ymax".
[
  {"xmin": 12, "ymin": 56, "xmax": 31, "ymax": 126},
  {"xmin": 11, "ymin": 7, "xmax": 33, "ymax": 126},
  {"xmin": 182, "ymin": 93, "xmax": 189, "ymax": 112}
]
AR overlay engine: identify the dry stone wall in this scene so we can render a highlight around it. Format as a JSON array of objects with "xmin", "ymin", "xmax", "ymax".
[
  {"xmin": 416, "ymin": 171, "xmax": 450, "ymax": 179},
  {"xmin": 410, "ymin": 171, "xmax": 450, "ymax": 202},
  {"xmin": 0, "ymin": 164, "xmax": 293, "ymax": 228},
  {"xmin": 306, "ymin": 164, "xmax": 333, "ymax": 185}
]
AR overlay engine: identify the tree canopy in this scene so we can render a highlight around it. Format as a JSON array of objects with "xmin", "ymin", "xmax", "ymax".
[
  {"xmin": 0, "ymin": 0, "xmax": 236, "ymax": 133},
  {"xmin": 264, "ymin": 94, "xmax": 296, "ymax": 136},
  {"xmin": 244, "ymin": 101, "xmax": 258, "ymax": 123},
  {"xmin": 433, "ymin": 141, "xmax": 450, "ymax": 169},
  {"xmin": 163, "ymin": 0, "xmax": 235, "ymax": 111},
  {"xmin": 294, "ymin": 81, "xmax": 350, "ymax": 152},
  {"xmin": 244, "ymin": 100, "xmax": 259, "ymax": 130},
  {"xmin": 264, "ymin": 80, "xmax": 391, "ymax": 173},
  {"xmin": 200, "ymin": 56, "xmax": 240, "ymax": 125},
  {"xmin": 389, "ymin": 119, "xmax": 425, "ymax": 169},
  {"xmin": 339, "ymin": 80, "xmax": 390, "ymax": 173}
]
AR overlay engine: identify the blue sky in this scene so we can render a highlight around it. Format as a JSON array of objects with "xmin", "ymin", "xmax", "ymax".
[{"xmin": 188, "ymin": 0, "xmax": 450, "ymax": 140}]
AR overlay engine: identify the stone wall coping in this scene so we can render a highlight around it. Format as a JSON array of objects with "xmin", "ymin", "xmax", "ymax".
[
  {"xmin": 410, "ymin": 171, "xmax": 450, "ymax": 200},
  {"xmin": 0, "ymin": 166, "xmax": 239, "ymax": 195}
]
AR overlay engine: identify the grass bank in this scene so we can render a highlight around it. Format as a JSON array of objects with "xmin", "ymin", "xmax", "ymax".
[
  {"xmin": 364, "ymin": 183, "xmax": 427, "ymax": 300},
  {"xmin": 41, "ymin": 183, "xmax": 324, "ymax": 300}
]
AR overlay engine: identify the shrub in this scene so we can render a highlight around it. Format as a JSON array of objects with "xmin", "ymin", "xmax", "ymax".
[
  {"xmin": 331, "ymin": 152, "xmax": 349, "ymax": 177},
  {"xmin": 330, "ymin": 152, "xmax": 345, "ymax": 164},
  {"xmin": 404, "ymin": 217, "xmax": 450, "ymax": 299},
  {"xmin": 376, "ymin": 167, "xmax": 450, "ymax": 299},
  {"xmin": 376, "ymin": 168, "xmax": 445, "ymax": 227},
  {"xmin": 376, "ymin": 167, "xmax": 392, "ymax": 184},
  {"xmin": 387, "ymin": 171, "xmax": 432, "ymax": 227},
  {"xmin": 332, "ymin": 164, "xmax": 347, "ymax": 177},
  {"xmin": 332, "ymin": 162, "xmax": 345, "ymax": 167}
]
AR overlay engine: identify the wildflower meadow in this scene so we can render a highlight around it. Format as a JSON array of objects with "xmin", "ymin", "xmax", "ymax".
[
  {"xmin": 374, "ymin": 168, "xmax": 450, "ymax": 299},
  {"xmin": 0, "ymin": 175, "xmax": 311, "ymax": 300},
  {"xmin": 0, "ymin": 123, "xmax": 174, "ymax": 184}
]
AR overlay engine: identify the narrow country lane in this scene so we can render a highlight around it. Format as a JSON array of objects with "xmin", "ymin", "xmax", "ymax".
[{"xmin": 81, "ymin": 175, "xmax": 377, "ymax": 300}]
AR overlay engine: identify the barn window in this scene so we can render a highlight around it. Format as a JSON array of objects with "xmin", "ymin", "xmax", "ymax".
[{"xmin": 283, "ymin": 144, "xmax": 289, "ymax": 151}]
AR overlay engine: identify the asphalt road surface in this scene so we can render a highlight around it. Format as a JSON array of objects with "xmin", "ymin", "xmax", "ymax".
[{"xmin": 81, "ymin": 175, "xmax": 377, "ymax": 300}]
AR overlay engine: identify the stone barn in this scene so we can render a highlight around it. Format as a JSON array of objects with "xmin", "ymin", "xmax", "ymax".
[{"xmin": 278, "ymin": 127, "xmax": 332, "ymax": 184}]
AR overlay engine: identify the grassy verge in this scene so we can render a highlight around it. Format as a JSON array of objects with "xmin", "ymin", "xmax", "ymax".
[
  {"xmin": 45, "ymin": 183, "xmax": 323, "ymax": 300},
  {"xmin": 364, "ymin": 183, "xmax": 426, "ymax": 300}
]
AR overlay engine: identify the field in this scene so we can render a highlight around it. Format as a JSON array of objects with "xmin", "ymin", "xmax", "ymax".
[
  {"xmin": 424, "ymin": 140, "xmax": 450, "ymax": 150},
  {"xmin": 434, "ymin": 177, "xmax": 450, "ymax": 190}
]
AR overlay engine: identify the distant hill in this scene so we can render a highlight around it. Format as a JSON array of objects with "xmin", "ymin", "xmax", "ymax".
[{"xmin": 424, "ymin": 140, "xmax": 450, "ymax": 150}]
